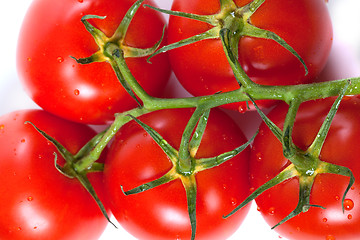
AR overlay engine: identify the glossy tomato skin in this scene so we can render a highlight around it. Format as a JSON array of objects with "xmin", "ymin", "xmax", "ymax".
[
  {"xmin": 104, "ymin": 108, "xmax": 251, "ymax": 240},
  {"xmin": 251, "ymin": 97, "xmax": 360, "ymax": 239},
  {"xmin": 168, "ymin": 0, "xmax": 332, "ymax": 110},
  {"xmin": 17, "ymin": 0, "xmax": 170, "ymax": 125},
  {"xmin": 0, "ymin": 110, "xmax": 109, "ymax": 240}
]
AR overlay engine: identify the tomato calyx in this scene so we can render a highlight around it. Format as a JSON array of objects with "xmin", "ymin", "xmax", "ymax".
[
  {"xmin": 147, "ymin": 0, "xmax": 308, "ymax": 76},
  {"xmin": 72, "ymin": 0, "xmax": 163, "ymax": 63},
  {"xmin": 24, "ymin": 121, "xmax": 116, "ymax": 228},
  {"xmin": 70, "ymin": 0, "xmax": 165, "ymax": 107},
  {"xmin": 121, "ymin": 109, "xmax": 255, "ymax": 240},
  {"xmin": 225, "ymin": 80, "xmax": 355, "ymax": 228}
]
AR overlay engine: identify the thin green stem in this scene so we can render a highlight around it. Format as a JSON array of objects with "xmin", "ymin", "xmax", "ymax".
[
  {"xmin": 74, "ymin": 107, "xmax": 149, "ymax": 172},
  {"xmin": 282, "ymin": 100, "xmax": 301, "ymax": 158},
  {"xmin": 111, "ymin": 0, "xmax": 145, "ymax": 41},
  {"xmin": 106, "ymin": 44, "xmax": 153, "ymax": 104},
  {"xmin": 224, "ymin": 164, "xmax": 299, "ymax": 218},
  {"xmin": 220, "ymin": 28, "xmax": 254, "ymax": 88},
  {"xmin": 308, "ymin": 80, "xmax": 350, "ymax": 156},
  {"xmin": 178, "ymin": 107, "xmax": 207, "ymax": 174}
]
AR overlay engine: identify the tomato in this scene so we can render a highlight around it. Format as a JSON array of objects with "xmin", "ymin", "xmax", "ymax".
[
  {"xmin": 104, "ymin": 108, "xmax": 251, "ymax": 240},
  {"xmin": 16, "ymin": 0, "xmax": 170, "ymax": 125},
  {"xmin": 0, "ymin": 109, "xmax": 109, "ymax": 239},
  {"xmin": 250, "ymin": 97, "xmax": 360, "ymax": 239},
  {"xmin": 167, "ymin": 0, "xmax": 332, "ymax": 110}
]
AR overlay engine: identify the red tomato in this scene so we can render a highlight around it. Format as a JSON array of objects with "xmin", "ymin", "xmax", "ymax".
[
  {"xmin": 0, "ymin": 109, "xmax": 109, "ymax": 239},
  {"xmin": 17, "ymin": 0, "xmax": 170, "ymax": 124},
  {"xmin": 167, "ymin": 0, "xmax": 332, "ymax": 110},
  {"xmin": 104, "ymin": 108, "xmax": 251, "ymax": 240},
  {"xmin": 250, "ymin": 97, "xmax": 360, "ymax": 239}
]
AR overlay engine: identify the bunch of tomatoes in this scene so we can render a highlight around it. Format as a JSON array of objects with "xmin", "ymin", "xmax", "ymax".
[{"xmin": 1, "ymin": 0, "xmax": 360, "ymax": 239}]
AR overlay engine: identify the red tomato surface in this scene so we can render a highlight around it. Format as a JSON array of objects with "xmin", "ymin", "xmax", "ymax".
[
  {"xmin": 250, "ymin": 97, "xmax": 360, "ymax": 239},
  {"xmin": 17, "ymin": 0, "xmax": 171, "ymax": 124},
  {"xmin": 104, "ymin": 108, "xmax": 251, "ymax": 240},
  {"xmin": 0, "ymin": 109, "xmax": 109, "ymax": 239},
  {"xmin": 167, "ymin": 0, "xmax": 332, "ymax": 110}
]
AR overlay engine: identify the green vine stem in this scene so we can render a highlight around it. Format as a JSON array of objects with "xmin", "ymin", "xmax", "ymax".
[
  {"xmin": 70, "ymin": 0, "xmax": 360, "ymax": 175},
  {"xmin": 28, "ymin": 0, "xmax": 360, "ymax": 236},
  {"xmin": 225, "ymin": 80, "xmax": 355, "ymax": 227}
]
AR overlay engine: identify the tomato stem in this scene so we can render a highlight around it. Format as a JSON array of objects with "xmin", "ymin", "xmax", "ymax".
[
  {"xmin": 224, "ymin": 164, "xmax": 299, "ymax": 219},
  {"xmin": 74, "ymin": 107, "xmax": 150, "ymax": 172},
  {"xmin": 178, "ymin": 107, "xmax": 208, "ymax": 174}
]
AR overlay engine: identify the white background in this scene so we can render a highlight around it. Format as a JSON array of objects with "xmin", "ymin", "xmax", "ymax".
[{"xmin": 1, "ymin": 0, "xmax": 360, "ymax": 239}]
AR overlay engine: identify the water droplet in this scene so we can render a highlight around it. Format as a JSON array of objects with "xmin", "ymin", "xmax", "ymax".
[
  {"xmin": 256, "ymin": 152, "xmax": 262, "ymax": 162},
  {"xmin": 351, "ymin": 186, "xmax": 355, "ymax": 190},
  {"xmin": 249, "ymin": 187, "xmax": 255, "ymax": 192},
  {"xmin": 17, "ymin": 227, "xmax": 22, "ymax": 231},
  {"xmin": 20, "ymin": 139, "xmax": 25, "ymax": 143},
  {"xmin": 348, "ymin": 214, "xmax": 353, "ymax": 220},
  {"xmin": 27, "ymin": 57, "xmax": 32, "ymax": 62},
  {"xmin": 222, "ymin": 184, "xmax": 228, "ymax": 190},
  {"xmin": 335, "ymin": 195, "xmax": 340, "ymax": 201},
  {"xmin": 74, "ymin": 89, "xmax": 80, "ymax": 96},
  {"xmin": 257, "ymin": 206, "xmax": 261, "ymax": 211},
  {"xmin": 268, "ymin": 207, "xmax": 275, "ymax": 215},
  {"xmin": 143, "ymin": 132, "xmax": 148, "ymax": 137},
  {"xmin": 238, "ymin": 104, "xmax": 247, "ymax": 113},
  {"xmin": 231, "ymin": 198, "xmax": 237, "ymax": 206},
  {"xmin": 343, "ymin": 199, "xmax": 354, "ymax": 211},
  {"xmin": 78, "ymin": 0, "xmax": 84, "ymax": 2},
  {"xmin": 326, "ymin": 235, "xmax": 335, "ymax": 240},
  {"xmin": 222, "ymin": 133, "xmax": 228, "ymax": 141},
  {"xmin": 27, "ymin": 196, "xmax": 33, "ymax": 201},
  {"xmin": 322, "ymin": 217, "xmax": 328, "ymax": 222},
  {"xmin": 57, "ymin": 56, "xmax": 64, "ymax": 63}
]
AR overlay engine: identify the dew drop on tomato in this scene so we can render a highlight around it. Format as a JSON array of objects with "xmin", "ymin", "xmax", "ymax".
[
  {"xmin": 255, "ymin": 152, "xmax": 263, "ymax": 162},
  {"xmin": 74, "ymin": 89, "xmax": 80, "ymax": 96},
  {"xmin": 57, "ymin": 56, "xmax": 64, "ymax": 63},
  {"xmin": 326, "ymin": 234, "xmax": 336, "ymax": 240},
  {"xmin": 268, "ymin": 207, "xmax": 275, "ymax": 215},
  {"xmin": 231, "ymin": 197, "xmax": 238, "ymax": 206},
  {"xmin": 343, "ymin": 199, "xmax": 354, "ymax": 211}
]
